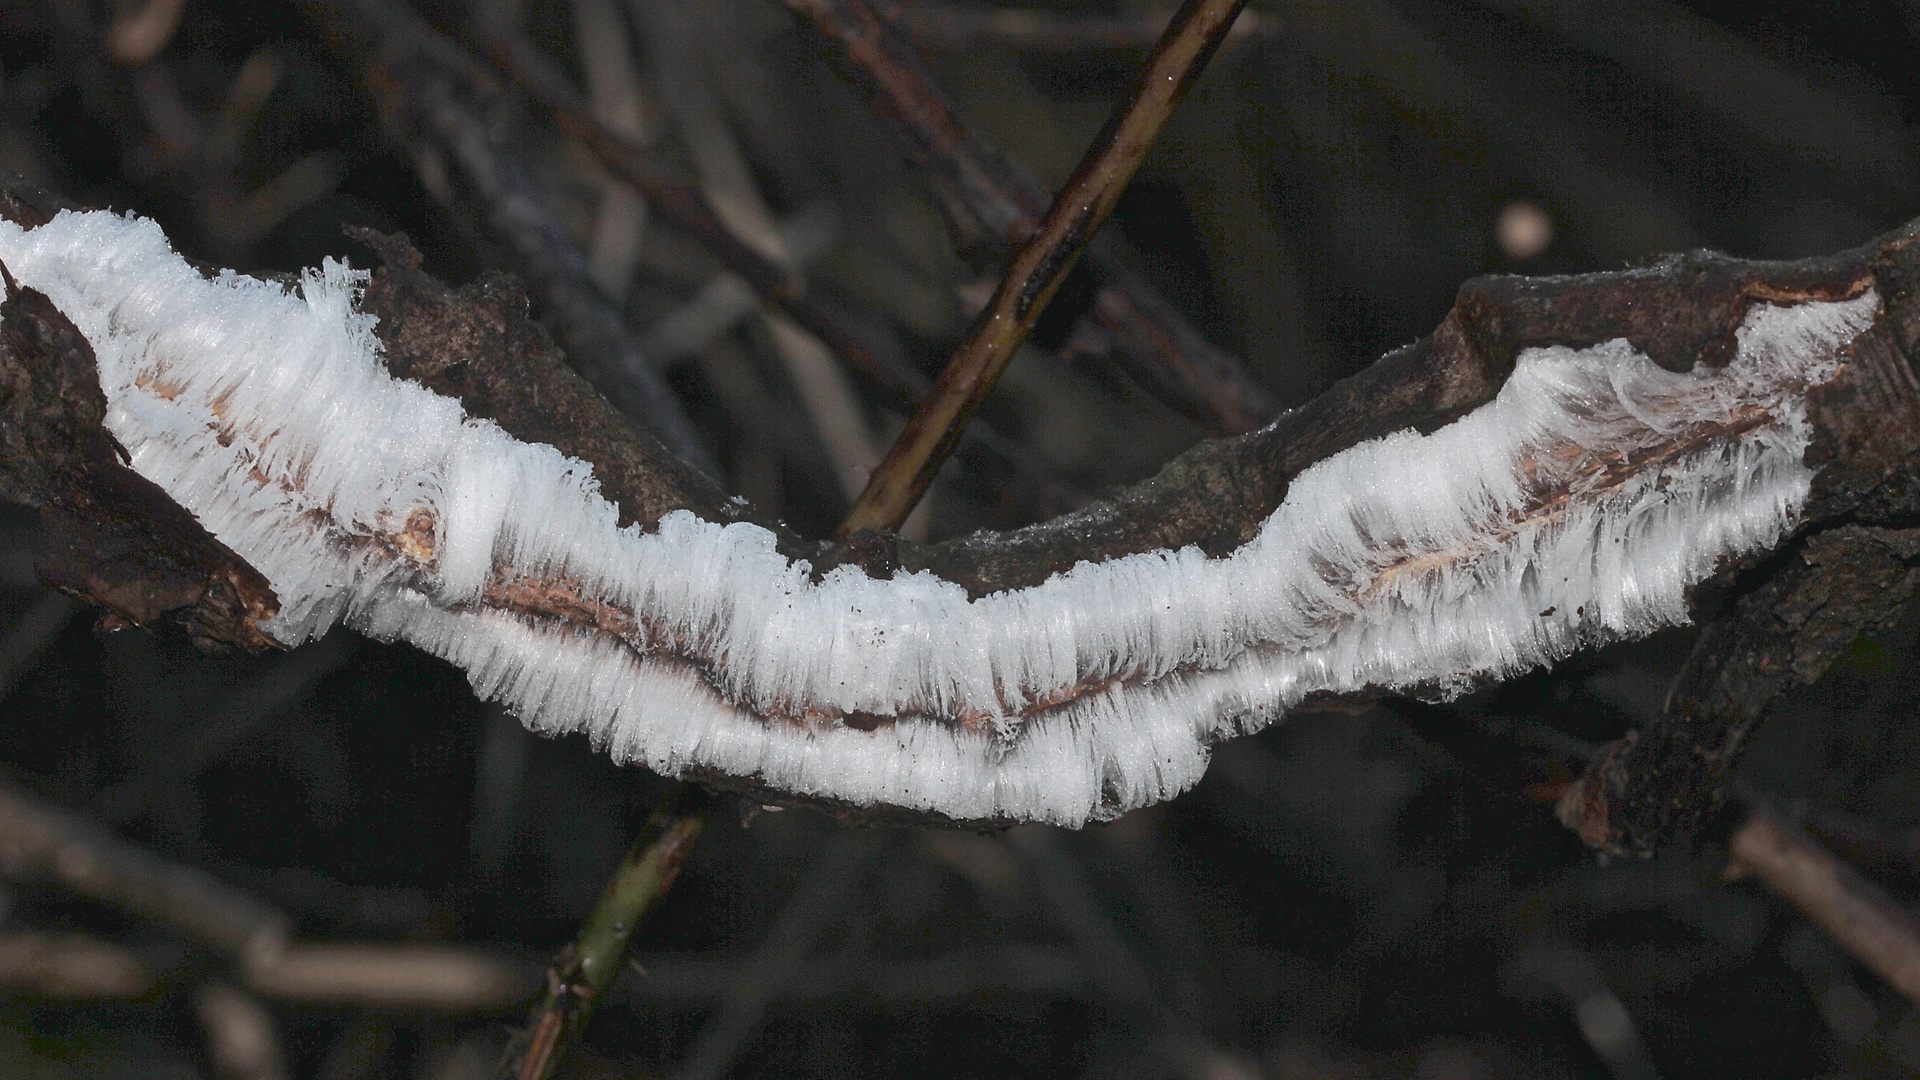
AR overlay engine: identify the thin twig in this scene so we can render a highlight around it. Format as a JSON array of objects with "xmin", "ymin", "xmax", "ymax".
[
  {"xmin": 87, "ymin": 632, "xmax": 359, "ymax": 826},
  {"xmin": 1729, "ymin": 806, "xmax": 1920, "ymax": 1007},
  {"xmin": 1004, "ymin": 827, "xmax": 1246, "ymax": 1079},
  {"xmin": 618, "ymin": 943, "xmax": 1089, "ymax": 1002},
  {"xmin": 104, "ymin": 0, "xmax": 187, "ymax": 66},
  {"xmin": 0, "ymin": 776, "xmax": 290, "ymax": 967},
  {"xmin": 839, "ymin": 0, "xmax": 1251, "ymax": 535},
  {"xmin": 469, "ymin": 24, "xmax": 927, "ymax": 409},
  {"xmin": 474, "ymin": 22, "xmax": 1083, "ymax": 518},
  {"xmin": 571, "ymin": 0, "xmax": 655, "ymax": 299},
  {"xmin": 641, "ymin": 203, "xmax": 841, "ymax": 365},
  {"xmin": 0, "ymin": 932, "xmax": 151, "ymax": 998},
  {"xmin": 669, "ymin": 829, "xmax": 882, "ymax": 1080},
  {"xmin": 633, "ymin": 0, "xmax": 897, "ymax": 515},
  {"xmin": 196, "ymin": 982, "xmax": 289, "ymax": 1080},
  {"xmin": 497, "ymin": 804, "xmax": 705, "ymax": 1080},
  {"xmin": 304, "ymin": 0, "xmax": 719, "ymax": 476},
  {"xmin": 244, "ymin": 943, "xmax": 536, "ymax": 1011},
  {"xmin": 781, "ymin": 0, "xmax": 1276, "ymax": 434},
  {"xmin": 897, "ymin": 2, "xmax": 1270, "ymax": 52},
  {"xmin": 1475, "ymin": 0, "xmax": 1918, "ymax": 211}
]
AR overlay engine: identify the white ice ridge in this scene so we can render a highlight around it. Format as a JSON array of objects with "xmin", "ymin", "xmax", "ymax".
[{"xmin": 0, "ymin": 210, "xmax": 1882, "ymax": 824}]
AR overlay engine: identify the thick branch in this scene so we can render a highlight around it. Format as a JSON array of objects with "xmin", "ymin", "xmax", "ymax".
[
  {"xmin": 0, "ymin": 195, "xmax": 277, "ymax": 650},
  {"xmin": 7, "ymin": 168, "xmax": 1920, "ymax": 826},
  {"xmin": 1560, "ymin": 525, "xmax": 1920, "ymax": 857}
]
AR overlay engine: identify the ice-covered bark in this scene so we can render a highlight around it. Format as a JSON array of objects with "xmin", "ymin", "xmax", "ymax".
[{"xmin": 0, "ymin": 210, "xmax": 1897, "ymax": 825}]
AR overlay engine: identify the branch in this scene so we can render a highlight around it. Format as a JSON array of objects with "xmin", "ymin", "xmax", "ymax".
[
  {"xmin": 779, "ymin": 0, "xmax": 1278, "ymax": 434},
  {"xmin": 464, "ymin": 16, "xmax": 1083, "ymax": 518},
  {"xmin": 499, "ymin": 805, "xmax": 704, "ymax": 1080},
  {"xmin": 895, "ymin": 2, "xmax": 1271, "ymax": 53},
  {"xmin": 0, "ymin": 196, "xmax": 277, "ymax": 651},
  {"xmin": 4, "ymin": 178, "xmax": 1919, "ymax": 828},
  {"xmin": 0, "ymin": 777, "xmax": 534, "ymax": 1012},
  {"xmin": 666, "ymin": 829, "xmax": 882, "ymax": 1080},
  {"xmin": 841, "ymin": 0, "xmax": 1251, "ymax": 534},
  {"xmin": 1729, "ymin": 806, "xmax": 1920, "ymax": 1006},
  {"xmin": 0, "ymin": 776, "xmax": 290, "ymax": 966},
  {"xmin": 301, "ymin": 0, "xmax": 719, "ymax": 477},
  {"xmin": 467, "ymin": 24, "xmax": 925, "ymax": 409},
  {"xmin": 0, "ymin": 932, "xmax": 151, "ymax": 998},
  {"xmin": 1559, "ymin": 525, "xmax": 1920, "ymax": 856},
  {"xmin": 246, "ymin": 943, "xmax": 536, "ymax": 1011}
]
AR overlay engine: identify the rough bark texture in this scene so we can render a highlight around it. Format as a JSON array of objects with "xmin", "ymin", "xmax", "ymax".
[
  {"xmin": 1557, "ymin": 232, "xmax": 1920, "ymax": 857},
  {"xmin": 0, "ymin": 195, "xmax": 278, "ymax": 651},
  {"xmin": 1561, "ymin": 526, "xmax": 1920, "ymax": 857},
  {"xmin": 350, "ymin": 227, "xmax": 741, "ymax": 532}
]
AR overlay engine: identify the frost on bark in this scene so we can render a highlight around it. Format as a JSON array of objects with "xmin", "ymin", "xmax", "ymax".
[{"xmin": 3, "ymin": 182, "xmax": 1918, "ymax": 838}]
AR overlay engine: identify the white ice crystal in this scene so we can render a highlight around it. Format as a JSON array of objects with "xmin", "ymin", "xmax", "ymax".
[{"xmin": 0, "ymin": 210, "xmax": 1880, "ymax": 824}]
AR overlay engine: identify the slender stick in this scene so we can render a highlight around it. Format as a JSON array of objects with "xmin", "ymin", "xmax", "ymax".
[
  {"xmin": 469, "ymin": 27, "xmax": 928, "ymax": 410},
  {"xmin": 0, "ymin": 777, "xmax": 290, "ymax": 968},
  {"xmin": 498, "ymin": 805, "xmax": 705, "ymax": 1080},
  {"xmin": 467, "ymin": 18, "xmax": 1086, "ymax": 516},
  {"xmin": 781, "ymin": 0, "xmax": 1275, "ymax": 434},
  {"xmin": 838, "ymin": 0, "xmax": 1251, "ymax": 536},
  {"xmin": 1729, "ymin": 807, "xmax": 1920, "ymax": 1007},
  {"xmin": 898, "ymin": 2, "xmax": 1269, "ymax": 52}
]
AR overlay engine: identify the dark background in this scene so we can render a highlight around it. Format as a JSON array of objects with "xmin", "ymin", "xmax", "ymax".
[{"xmin": 3, "ymin": 1, "xmax": 1920, "ymax": 1077}]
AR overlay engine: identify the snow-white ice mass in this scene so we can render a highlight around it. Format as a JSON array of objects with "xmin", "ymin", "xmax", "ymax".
[{"xmin": 0, "ymin": 210, "xmax": 1880, "ymax": 824}]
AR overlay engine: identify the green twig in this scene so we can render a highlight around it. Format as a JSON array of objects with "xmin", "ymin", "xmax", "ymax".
[
  {"xmin": 497, "ymin": 800, "xmax": 706, "ymax": 1080},
  {"xmin": 836, "ymin": 0, "xmax": 1252, "ymax": 536}
]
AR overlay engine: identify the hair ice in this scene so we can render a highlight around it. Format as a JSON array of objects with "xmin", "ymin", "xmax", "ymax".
[{"xmin": 0, "ymin": 211, "xmax": 1879, "ymax": 824}]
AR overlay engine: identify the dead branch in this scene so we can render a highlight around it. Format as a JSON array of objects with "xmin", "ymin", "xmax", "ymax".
[
  {"xmin": 4, "ymin": 176, "xmax": 1919, "ymax": 830},
  {"xmin": 103, "ymin": 0, "xmax": 187, "ymax": 67},
  {"xmin": 300, "ymin": 0, "xmax": 718, "ymax": 476},
  {"xmin": 88, "ymin": 632, "xmax": 360, "ymax": 826},
  {"xmin": 1729, "ymin": 806, "xmax": 1920, "ymax": 1006},
  {"xmin": 0, "ymin": 776, "xmax": 290, "ymax": 966},
  {"xmin": 464, "ymin": 18, "xmax": 1081, "ymax": 517},
  {"xmin": 0, "ymin": 196, "xmax": 278, "ymax": 651},
  {"xmin": 468, "ymin": 23, "xmax": 925, "ymax": 409},
  {"xmin": 621, "ymin": 943, "xmax": 1090, "ymax": 1001},
  {"xmin": 0, "ymin": 931, "xmax": 151, "ymax": 998},
  {"xmin": 841, "ymin": 0, "xmax": 1251, "ymax": 534},
  {"xmin": 244, "ymin": 944, "xmax": 538, "ymax": 1012},
  {"xmin": 1560, "ymin": 526, "xmax": 1920, "ymax": 856},
  {"xmin": 666, "ymin": 829, "xmax": 883, "ymax": 1080},
  {"xmin": 778, "ymin": 0, "xmax": 1279, "ymax": 434},
  {"xmin": 195, "ymin": 982, "xmax": 289, "ymax": 1080},
  {"xmin": 895, "ymin": 2, "xmax": 1271, "ymax": 53}
]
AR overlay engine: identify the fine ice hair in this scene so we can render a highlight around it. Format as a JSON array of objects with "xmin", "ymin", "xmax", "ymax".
[{"xmin": 0, "ymin": 211, "xmax": 1880, "ymax": 825}]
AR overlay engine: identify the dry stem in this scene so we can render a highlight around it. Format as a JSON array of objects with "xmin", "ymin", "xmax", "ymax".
[
  {"xmin": 1730, "ymin": 807, "xmax": 1920, "ymax": 1006},
  {"xmin": 840, "ymin": 0, "xmax": 1251, "ymax": 535},
  {"xmin": 498, "ymin": 804, "xmax": 705, "ymax": 1080}
]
